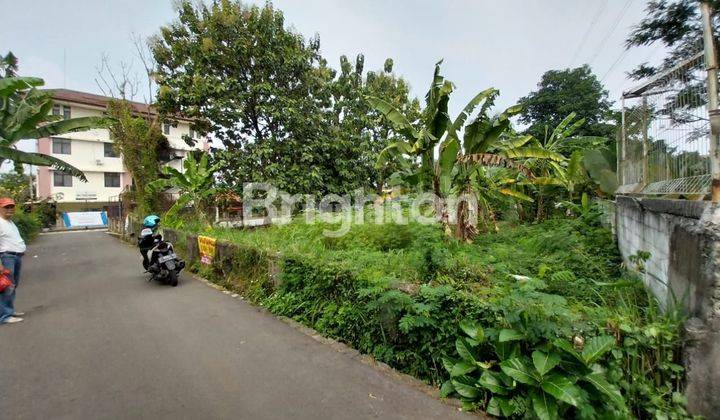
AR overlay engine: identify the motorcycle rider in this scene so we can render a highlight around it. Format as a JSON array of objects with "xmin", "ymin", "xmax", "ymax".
[{"xmin": 138, "ymin": 215, "xmax": 161, "ymax": 271}]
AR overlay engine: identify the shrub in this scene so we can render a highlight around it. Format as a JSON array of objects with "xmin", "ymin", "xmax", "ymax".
[{"xmin": 14, "ymin": 211, "xmax": 41, "ymax": 242}]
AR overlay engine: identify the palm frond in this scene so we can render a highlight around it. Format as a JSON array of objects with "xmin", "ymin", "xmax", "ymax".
[{"xmin": 0, "ymin": 146, "xmax": 87, "ymax": 181}]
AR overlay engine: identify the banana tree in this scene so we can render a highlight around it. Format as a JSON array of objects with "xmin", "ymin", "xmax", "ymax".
[
  {"xmin": 369, "ymin": 62, "xmax": 558, "ymax": 240},
  {"xmin": 0, "ymin": 76, "xmax": 111, "ymax": 180},
  {"xmin": 517, "ymin": 113, "xmax": 607, "ymax": 220},
  {"xmin": 148, "ymin": 151, "xmax": 223, "ymax": 226},
  {"xmin": 369, "ymin": 60, "xmax": 455, "ymax": 193}
]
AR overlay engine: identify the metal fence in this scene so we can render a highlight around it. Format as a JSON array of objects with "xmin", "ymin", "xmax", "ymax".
[{"xmin": 619, "ymin": 51, "xmax": 714, "ymax": 195}]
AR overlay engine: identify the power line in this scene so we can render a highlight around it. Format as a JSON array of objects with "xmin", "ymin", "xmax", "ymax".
[
  {"xmin": 569, "ymin": 0, "xmax": 609, "ymax": 67},
  {"xmin": 601, "ymin": 48, "xmax": 630, "ymax": 82},
  {"xmin": 603, "ymin": 43, "xmax": 661, "ymax": 84},
  {"xmin": 587, "ymin": 0, "xmax": 634, "ymax": 67}
]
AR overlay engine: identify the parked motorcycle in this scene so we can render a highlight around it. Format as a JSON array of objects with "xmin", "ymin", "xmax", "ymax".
[{"xmin": 138, "ymin": 228, "xmax": 185, "ymax": 287}]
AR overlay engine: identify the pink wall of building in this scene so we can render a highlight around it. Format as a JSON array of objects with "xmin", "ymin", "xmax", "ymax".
[
  {"xmin": 36, "ymin": 138, "xmax": 52, "ymax": 199},
  {"xmin": 120, "ymin": 172, "xmax": 132, "ymax": 189}
]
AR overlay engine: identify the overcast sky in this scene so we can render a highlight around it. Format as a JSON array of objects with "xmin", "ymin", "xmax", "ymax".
[{"xmin": 2, "ymin": 0, "xmax": 669, "ymax": 155}]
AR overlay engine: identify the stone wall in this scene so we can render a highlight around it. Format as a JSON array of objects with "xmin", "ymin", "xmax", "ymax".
[{"xmin": 615, "ymin": 196, "xmax": 720, "ymax": 415}]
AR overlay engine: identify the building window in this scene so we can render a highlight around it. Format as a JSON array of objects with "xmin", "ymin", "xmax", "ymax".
[
  {"xmin": 163, "ymin": 123, "xmax": 170, "ymax": 135},
  {"xmin": 62, "ymin": 105, "xmax": 71, "ymax": 120},
  {"xmin": 104, "ymin": 142, "xmax": 118, "ymax": 157},
  {"xmin": 52, "ymin": 138, "xmax": 71, "ymax": 154},
  {"xmin": 104, "ymin": 172, "xmax": 121, "ymax": 188},
  {"xmin": 52, "ymin": 105, "xmax": 61, "ymax": 117},
  {"xmin": 53, "ymin": 172, "xmax": 73, "ymax": 187}
]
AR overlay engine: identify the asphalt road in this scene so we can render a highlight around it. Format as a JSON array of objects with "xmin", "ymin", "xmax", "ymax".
[{"xmin": 0, "ymin": 231, "xmax": 471, "ymax": 420}]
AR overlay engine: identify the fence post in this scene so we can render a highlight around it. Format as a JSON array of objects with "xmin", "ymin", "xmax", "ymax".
[
  {"xmin": 620, "ymin": 97, "xmax": 626, "ymax": 187},
  {"xmin": 642, "ymin": 96, "xmax": 649, "ymax": 188},
  {"xmin": 702, "ymin": 1, "xmax": 720, "ymax": 202}
]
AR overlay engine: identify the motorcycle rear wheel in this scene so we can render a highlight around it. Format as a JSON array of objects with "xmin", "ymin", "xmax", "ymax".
[{"xmin": 169, "ymin": 270, "xmax": 179, "ymax": 287}]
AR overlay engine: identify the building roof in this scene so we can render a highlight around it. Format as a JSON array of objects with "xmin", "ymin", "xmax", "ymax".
[{"xmin": 46, "ymin": 88, "xmax": 192, "ymax": 122}]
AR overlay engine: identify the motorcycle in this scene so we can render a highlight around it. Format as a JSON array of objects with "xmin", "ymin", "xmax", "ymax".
[{"xmin": 138, "ymin": 228, "xmax": 185, "ymax": 287}]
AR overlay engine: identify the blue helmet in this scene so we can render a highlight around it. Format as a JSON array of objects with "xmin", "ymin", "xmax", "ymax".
[{"xmin": 143, "ymin": 215, "xmax": 160, "ymax": 228}]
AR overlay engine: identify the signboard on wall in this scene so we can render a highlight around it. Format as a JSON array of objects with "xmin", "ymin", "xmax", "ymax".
[
  {"xmin": 75, "ymin": 192, "xmax": 97, "ymax": 201},
  {"xmin": 198, "ymin": 236, "xmax": 217, "ymax": 265},
  {"xmin": 62, "ymin": 211, "xmax": 108, "ymax": 228}
]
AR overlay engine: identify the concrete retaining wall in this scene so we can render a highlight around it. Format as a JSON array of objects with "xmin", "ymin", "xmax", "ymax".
[{"xmin": 615, "ymin": 196, "xmax": 720, "ymax": 416}]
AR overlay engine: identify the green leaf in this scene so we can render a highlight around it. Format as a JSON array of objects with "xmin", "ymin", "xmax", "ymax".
[
  {"xmin": 26, "ymin": 116, "xmax": 113, "ymax": 139},
  {"xmin": 0, "ymin": 76, "xmax": 44, "ymax": 97},
  {"xmin": 456, "ymin": 338, "xmax": 476, "ymax": 363},
  {"xmin": 553, "ymin": 339, "xmax": 585, "ymax": 364},
  {"xmin": 366, "ymin": 96, "xmax": 419, "ymax": 140},
  {"xmin": 529, "ymin": 176, "xmax": 565, "ymax": 186},
  {"xmin": 583, "ymin": 149, "xmax": 618, "ymax": 194},
  {"xmin": 477, "ymin": 371, "xmax": 508, "ymax": 395},
  {"xmin": 487, "ymin": 396, "xmax": 516, "ymax": 417},
  {"xmin": 486, "ymin": 397, "xmax": 502, "ymax": 417},
  {"xmin": 540, "ymin": 374, "xmax": 583, "ymax": 407},
  {"xmin": 532, "ymin": 351, "xmax": 561, "ymax": 377},
  {"xmin": 498, "ymin": 329, "xmax": 524, "ymax": 342},
  {"xmin": 499, "ymin": 188, "xmax": 534, "ymax": 202},
  {"xmin": 459, "ymin": 319, "xmax": 484, "ymax": 342},
  {"xmin": 451, "ymin": 376, "xmax": 480, "ymax": 399},
  {"xmin": 0, "ymin": 147, "xmax": 87, "ymax": 181},
  {"xmin": 439, "ymin": 380, "xmax": 455, "ymax": 398},
  {"xmin": 451, "ymin": 88, "xmax": 497, "ymax": 136},
  {"xmin": 503, "ymin": 146, "xmax": 565, "ymax": 162},
  {"xmin": 442, "ymin": 357, "xmax": 456, "ymax": 374},
  {"xmin": 582, "ymin": 336, "xmax": 615, "ymax": 364},
  {"xmin": 495, "ymin": 341, "xmax": 521, "ymax": 361},
  {"xmin": 531, "ymin": 390, "xmax": 559, "ymax": 420},
  {"xmin": 584, "ymin": 372, "xmax": 627, "ymax": 411},
  {"xmin": 438, "ymin": 137, "xmax": 459, "ymax": 178},
  {"xmin": 500, "ymin": 358, "xmax": 539, "ymax": 385},
  {"xmin": 550, "ymin": 112, "xmax": 579, "ymax": 142},
  {"xmin": 451, "ymin": 361, "xmax": 477, "ymax": 377},
  {"xmin": 502, "ymin": 134, "xmax": 534, "ymax": 149}
]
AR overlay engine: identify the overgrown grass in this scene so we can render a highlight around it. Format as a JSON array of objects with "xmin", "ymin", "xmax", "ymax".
[
  {"xmin": 180, "ymin": 209, "xmax": 690, "ymax": 418},
  {"xmin": 207, "ymin": 211, "xmax": 636, "ymax": 308}
]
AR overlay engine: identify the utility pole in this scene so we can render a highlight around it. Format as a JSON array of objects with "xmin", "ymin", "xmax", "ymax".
[{"xmin": 701, "ymin": 1, "xmax": 720, "ymax": 202}]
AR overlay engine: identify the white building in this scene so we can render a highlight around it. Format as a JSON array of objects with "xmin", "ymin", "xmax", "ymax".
[{"xmin": 36, "ymin": 89, "xmax": 209, "ymax": 213}]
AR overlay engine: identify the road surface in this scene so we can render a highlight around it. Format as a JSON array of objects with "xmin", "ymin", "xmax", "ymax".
[{"xmin": 0, "ymin": 231, "xmax": 471, "ymax": 419}]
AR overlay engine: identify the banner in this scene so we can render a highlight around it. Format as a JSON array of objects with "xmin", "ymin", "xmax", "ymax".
[
  {"xmin": 62, "ymin": 211, "xmax": 108, "ymax": 228},
  {"xmin": 197, "ymin": 235, "xmax": 217, "ymax": 265}
]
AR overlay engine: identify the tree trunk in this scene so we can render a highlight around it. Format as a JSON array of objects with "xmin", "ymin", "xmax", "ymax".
[
  {"xmin": 455, "ymin": 189, "xmax": 478, "ymax": 242},
  {"xmin": 535, "ymin": 194, "xmax": 545, "ymax": 222}
]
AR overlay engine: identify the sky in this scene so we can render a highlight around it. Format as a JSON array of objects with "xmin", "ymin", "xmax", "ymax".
[{"xmin": 2, "ymin": 0, "xmax": 665, "ymax": 140}]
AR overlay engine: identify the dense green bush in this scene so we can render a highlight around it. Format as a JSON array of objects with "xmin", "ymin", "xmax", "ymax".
[{"xmin": 14, "ymin": 211, "xmax": 41, "ymax": 242}]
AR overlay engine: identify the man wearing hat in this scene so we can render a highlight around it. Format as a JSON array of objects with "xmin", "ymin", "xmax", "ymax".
[{"xmin": 0, "ymin": 197, "xmax": 26, "ymax": 324}]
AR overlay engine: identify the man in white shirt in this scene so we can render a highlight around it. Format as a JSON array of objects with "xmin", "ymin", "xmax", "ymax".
[{"xmin": 0, "ymin": 197, "xmax": 26, "ymax": 325}]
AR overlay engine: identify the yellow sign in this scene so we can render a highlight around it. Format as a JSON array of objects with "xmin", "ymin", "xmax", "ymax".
[{"xmin": 198, "ymin": 235, "xmax": 217, "ymax": 265}]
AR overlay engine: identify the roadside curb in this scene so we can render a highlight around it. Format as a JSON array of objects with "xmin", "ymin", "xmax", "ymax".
[{"xmin": 41, "ymin": 228, "xmax": 109, "ymax": 235}]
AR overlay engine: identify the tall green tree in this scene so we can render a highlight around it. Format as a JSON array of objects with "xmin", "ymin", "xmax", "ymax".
[
  {"xmin": 518, "ymin": 66, "xmax": 614, "ymax": 140},
  {"xmin": 327, "ymin": 55, "xmax": 420, "ymax": 194},
  {"xmin": 626, "ymin": 0, "xmax": 717, "ymax": 79},
  {"xmin": 106, "ymin": 100, "xmax": 170, "ymax": 216},
  {"xmin": 0, "ymin": 52, "xmax": 18, "ymax": 78},
  {"xmin": 151, "ymin": 0, "xmax": 334, "ymax": 196}
]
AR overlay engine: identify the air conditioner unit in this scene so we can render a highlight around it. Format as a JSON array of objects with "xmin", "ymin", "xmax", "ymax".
[{"xmin": 95, "ymin": 159, "xmax": 104, "ymax": 166}]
